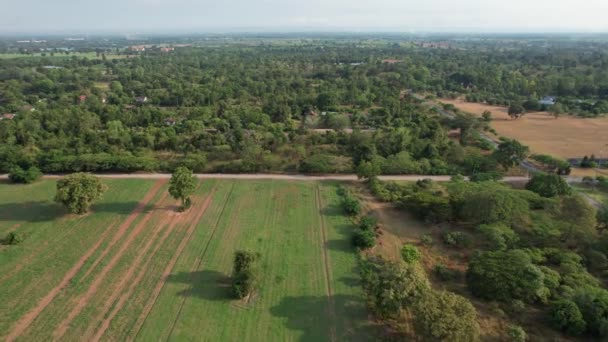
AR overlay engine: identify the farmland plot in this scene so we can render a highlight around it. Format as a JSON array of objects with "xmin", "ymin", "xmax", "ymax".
[{"xmin": 0, "ymin": 179, "xmax": 373, "ymax": 341}]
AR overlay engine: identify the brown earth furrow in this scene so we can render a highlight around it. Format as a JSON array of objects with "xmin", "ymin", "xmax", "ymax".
[
  {"xmin": 4, "ymin": 179, "xmax": 166, "ymax": 342},
  {"xmin": 0, "ymin": 217, "xmax": 113, "ymax": 286},
  {"xmin": 93, "ymin": 188, "xmax": 216, "ymax": 342},
  {"xmin": 160, "ymin": 183, "xmax": 235, "ymax": 342},
  {"xmin": 1, "ymin": 180, "xmax": 165, "ymax": 285},
  {"xmin": 80, "ymin": 200, "xmax": 181, "ymax": 341},
  {"xmin": 80, "ymin": 180, "xmax": 167, "ymax": 282},
  {"xmin": 315, "ymin": 185, "xmax": 337, "ymax": 342},
  {"xmin": 51, "ymin": 187, "xmax": 172, "ymax": 340}
]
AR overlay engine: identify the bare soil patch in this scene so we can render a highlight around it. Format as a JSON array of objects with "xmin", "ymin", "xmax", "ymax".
[{"xmin": 441, "ymin": 98, "xmax": 608, "ymax": 159}]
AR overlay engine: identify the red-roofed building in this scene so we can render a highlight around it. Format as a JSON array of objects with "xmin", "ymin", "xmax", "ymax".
[
  {"xmin": 79, "ymin": 95, "xmax": 87, "ymax": 103},
  {"xmin": 129, "ymin": 45, "xmax": 146, "ymax": 52},
  {"xmin": 0, "ymin": 113, "xmax": 16, "ymax": 120}
]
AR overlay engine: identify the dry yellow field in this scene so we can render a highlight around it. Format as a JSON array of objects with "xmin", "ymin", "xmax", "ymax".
[{"xmin": 441, "ymin": 99, "xmax": 608, "ymax": 159}]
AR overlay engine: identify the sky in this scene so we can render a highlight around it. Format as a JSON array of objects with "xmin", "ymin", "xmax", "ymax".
[{"xmin": 1, "ymin": 0, "xmax": 608, "ymax": 34}]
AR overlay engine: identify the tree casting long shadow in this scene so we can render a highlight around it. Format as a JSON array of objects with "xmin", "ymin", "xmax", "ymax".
[
  {"xmin": 166, "ymin": 270, "xmax": 233, "ymax": 301},
  {"xmin": 0, "ymin": 200, "xmax": 141, "ymax": 222}
]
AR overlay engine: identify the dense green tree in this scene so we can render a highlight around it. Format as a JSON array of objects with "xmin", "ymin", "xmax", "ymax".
[
  {"xmin": 573, "ymin": 286, "xmax": 608, "ymax": 337},
  {"xmin": 401, "ymin": 244, "xmax": 421, "ymax": 263},
  {"xmin": 493, "ymin": 139, "xmax": 529, "ymax": 170},
  {"xmin": 467, "ymin": 249, "xmax": 546, "ymax": 303},
  {"xmin": 359, "ymin": 256, "xmax": 430, "ymax": 318},
  {"xmin": 476, "ymin": 223, "xmax": 519, "ymax": 250},
  {"xmin": 231, "ymin": 250, "xmax": 258, "ymax": 299},
  {"xmin": 168, "ymin": 167, "xmax": 197, "ymax": 211},
  {"xmin": 558, "ymin": 195, "xmax": 597, "ymax": 245},
  {"xmin": 461, "ymin": 187, "xmax": 530, "ymax": 225},
  {"xmin": 8, "ymin": 166, "xmax": 42, "ymax": 184},
  {"xmin": 413, "ymin": 291, "xmax": 480, "ymax": 342},
  {"xmin": 54, "ymin": 173, "xmax": 108, "ymax": 214},
  {"xmin": 525, "ymin": 173, "xmax": 572, "ymax": 198},
  {"xmin": 508, "ymin": 104, "xmax": 525, "ymax": 119},
  {"xmin": 550, "ymin": 300, "xmax": 586, "ymax": 335},
  {"xmin": 352, "ymin": 230, "xmax": 376, "ymax": 249},
  {"xmin": 356, "ymin": 160, "xmax": 381, "ymax": 181}
]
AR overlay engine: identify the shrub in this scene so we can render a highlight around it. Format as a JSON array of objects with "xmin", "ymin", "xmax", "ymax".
[
  {"xmin": 2, "ymin": 231, "xmax": 24, "ymax": 245},
  {"xmin": 469, "ymin": 171, "xmax": 504, "ymax": 182},
  {"xmin": 506, "ymin": 325, "xmax": 527, "ymax": 342},
  {"xmin": 359, "ymin": 216, "xmax": 377, "ymax": 231},
  {"xmin": 8, "ymin": 166, "xmax": 42, "ymax": 184},
  {"xmin": 549, "ymin": 300, "xmax": 586, "ymax": 335},
  {"xmin": 231, "ymin": 250, "xmax": 258, "ymax": 299},
  {"xmin": 476, "ymin": 223, "xmax": 518, "ymax": 250},
  {"xmin": 434, "ymin": 263, "xmax": 461, "ymax": 281},
  {"xmin": 403, "ymin": 191, "xmax": 451, "ymax": 223},
  {"xmin": 401, "ymin": 244, "xmax": 421, "ymax": 264},
  {"xmin": 342, "ymin": 197, "xmax": 361, "ymax": 216},
  {"xmin": 442, "ymin": 231, "xmax": 472, "ymax": 248},
  {"xmin": 420, "ymin": 234, "xmax": 433, "ymax": 246},
  {"xmin": 353, "ymin": 230, "xmax": 376, "ymax": 249}
]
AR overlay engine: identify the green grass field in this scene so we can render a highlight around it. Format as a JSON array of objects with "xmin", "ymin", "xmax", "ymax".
[{"xmin": 0, "ymin": 179, "xmax": 373, "ymax": 341}]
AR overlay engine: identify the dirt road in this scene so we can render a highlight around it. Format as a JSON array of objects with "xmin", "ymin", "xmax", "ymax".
[{"xmin": 0, "ymin": 173, "xmax": 531, "ymax": 182}]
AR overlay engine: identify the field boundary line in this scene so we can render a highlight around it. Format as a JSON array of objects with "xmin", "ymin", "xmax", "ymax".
[
  {"xmin": 4, "ymin": 179, "xmax": 166, "ymax": 342},
  {"xmin": 51, "ymin": 187, "xmax": 173, "ymax": 339},
  {"xmin": 315, "ymin": 184, "xmax": 337, "ymax": 342},
  {"xmin": 161, "ymin": 182, "xmax": 236, "ymax": 342},
  {"xmin": 90, "ymin": 185, "xmax": 215, "ymax": 342}
]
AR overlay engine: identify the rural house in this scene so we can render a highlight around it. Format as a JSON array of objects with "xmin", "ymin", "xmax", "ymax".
[
  {"xmin": 135, "ymin": 96, "xmax": 148, "ymax": 104},
  {"xmin": 0, "ymin": 113, "xmax": 16, "ymax": 120},
  {"xmin": 539, "ymin": 96, "xmax": 556, "ymax": 106}
]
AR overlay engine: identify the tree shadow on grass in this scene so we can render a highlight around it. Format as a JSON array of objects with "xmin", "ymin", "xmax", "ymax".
[
  {"xmin": 326, "ymin": 239, "xmax": 354, "ymax": 253},
  {"xmin": 166, "ymin": 270, "xmax": 233, "ymax": 301},
  {"xmin": 270, "ymin": 295, "xmax": 377, "ymax": 342},
  {"xmin": 320, "ymin": 204, "xmax": 344, "ymax": 217},
  {"xmin": 0, "ymin": 201, "xmax": 141, "ymax": 222}
]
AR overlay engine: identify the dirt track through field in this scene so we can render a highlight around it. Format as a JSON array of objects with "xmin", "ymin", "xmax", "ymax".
[
  {"xmin": 80, "ymin": 181, "xmax": 168, "ymax": 282},
  {"xmin": 89, "ymin": 186, "xmax": 215, "ymax": 341},
  {"xmin": 161, "ymin": 183, "xmax": 235, "ymax": 342},
  {"xmin": 4, "ymin": 180, "xmax": 166, "ymax": 342},
  {"xmin": 51, "ymin": 185, "xmax": 172, "ymax": 339},
  {"xmin": 79, "ymin": 205, "xmax": 181, "ymax": 340},
  {"xmin": 315, "ymin": 185, "xmax": 337, "ymax": 342}
]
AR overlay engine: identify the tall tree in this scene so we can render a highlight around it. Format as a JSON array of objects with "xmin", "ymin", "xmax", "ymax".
[
  {"xmin": 168, "ymin": 167, "xmax": 197, "ymax": 211},
  {"xmin": 493, "ymin": 139, "xmax": 529, "ymax": 170},
  {"xmin": 54, "ymin": 173, "xmax": 108, "ymax": 214}
]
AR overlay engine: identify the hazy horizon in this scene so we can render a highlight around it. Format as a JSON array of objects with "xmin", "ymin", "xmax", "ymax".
[{"xmin": 2, "ymin": 0, "xmax": 608, "ymax": 34}]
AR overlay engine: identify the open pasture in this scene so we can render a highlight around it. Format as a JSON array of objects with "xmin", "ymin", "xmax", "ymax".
[
  {"xmin": 0, "ymin": 179, "xmax": 372, "ymax": 341},
  {"xmin": 440, "ymin": 98, "xmax": 608, "ymax": 159}
]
